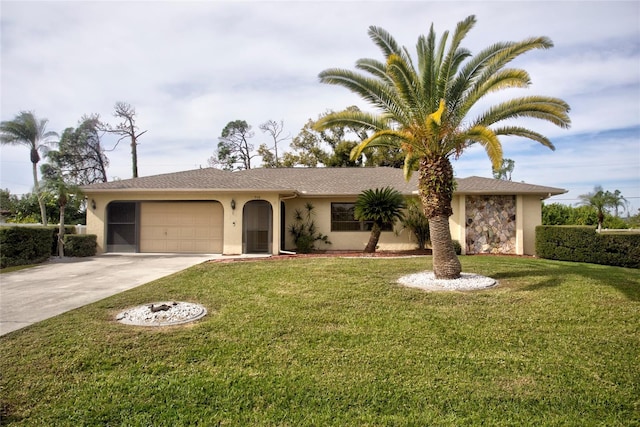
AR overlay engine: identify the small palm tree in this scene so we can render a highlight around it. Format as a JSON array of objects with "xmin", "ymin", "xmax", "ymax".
[
  {"xmin": 578, "ymin": 186, "xmax": 627, "ymax": 231},
  {"xmin": 0, "ymin": 111, "xmax": 58, "ymax": 225},
  {"xmin": 355, "ymin": 187, "xmax": 405, "ymax": 253},
  {"xmin": 315, "ymin": 15, "xmax": 570, "ymax": 278},
  {"xmin": 41, "ymin": 161, "xmax": 82, "ymax": 257}
]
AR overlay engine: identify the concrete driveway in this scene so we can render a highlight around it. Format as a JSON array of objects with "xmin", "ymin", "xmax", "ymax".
[{"xmin": 0, "ymin": 253, "xmax": 220, "ymax": 336}]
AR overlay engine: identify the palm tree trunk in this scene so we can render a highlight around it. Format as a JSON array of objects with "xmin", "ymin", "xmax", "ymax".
[
  {"xmin": 364, "ymin": 223, "xmax": 381, "ymax": 253},
  {"xmin": 58, "ymin": 205, "xmax": 65, "ymax": 257},
  {"xmin": 32, "ymin": 160, "xmax": 48, "ymax": 226},
  {"xmin": 429, "ymin": 215, "xmax": 461, "ymax": 278},
  {"xmin": 418, "ymin": 155, "xmax": 461, "ymax": 279}
]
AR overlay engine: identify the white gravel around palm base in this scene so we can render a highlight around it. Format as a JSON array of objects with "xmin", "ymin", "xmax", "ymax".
[{"xmin": 398, "ymin": 272, "xmax": 497, "ymax": 291}]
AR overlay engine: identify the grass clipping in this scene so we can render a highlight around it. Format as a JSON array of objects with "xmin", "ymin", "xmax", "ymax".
[{"xmin": 398, "ymin": 271, "xmax": 496, "ymax": 291}]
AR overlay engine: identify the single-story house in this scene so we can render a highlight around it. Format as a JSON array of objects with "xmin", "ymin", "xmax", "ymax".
[{"xmin": 82, "ymin": 167, "xmax": 565, "ymax": 256}]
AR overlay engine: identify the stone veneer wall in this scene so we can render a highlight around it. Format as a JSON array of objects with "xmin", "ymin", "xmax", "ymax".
[{"xmin": 465, "ymin": 195, "xmax": 516, "ymax": 254}]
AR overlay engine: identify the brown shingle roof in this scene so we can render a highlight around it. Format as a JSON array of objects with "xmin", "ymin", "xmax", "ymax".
[
  {"xmin": 456, "ymin": 176, "xmax": 566, "ymax": 196},
  {"xmin": 83, "ymin": 167, "xmax": 566, "ymax": 197},
  {"xmin": 83, "ymin": 167, "xmax": 291, "ymax": 192},
  {"xmin": 237, "ymin": 167, "xmax": 419, "ymax": 196}
]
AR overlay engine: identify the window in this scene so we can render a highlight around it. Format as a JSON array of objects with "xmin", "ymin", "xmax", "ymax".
[{"xmin": 331, "ymin": 203, "xmax": 393, "ymax": 232}]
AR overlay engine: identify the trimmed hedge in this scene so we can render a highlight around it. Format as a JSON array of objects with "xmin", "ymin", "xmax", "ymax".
[
  {"xmin": 63, "ymin": 234, "xmax": 97, "ymax": 257},
  {"xmin": 535, "ymin": 226, "xmax": 640, "ymax": 268},
  {"xmin": 0, "ymin": 227, "xmax": 54, "ymax": 268}
]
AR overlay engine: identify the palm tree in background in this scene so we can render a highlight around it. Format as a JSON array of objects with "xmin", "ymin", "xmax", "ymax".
[
  {"xmin": 578, "ymin": 186, "xmax": 627, "ymax": 231},
  {"xmin": 315, "ymin": 15, "xmax": 571, "ymax": 278},
  {"xmin": 1, "ymin": 111, "xmax": 58, "ymax": 225},
  {"xmin": 355, "ymin": 187, "xmax": 405, "ymax": 253}
]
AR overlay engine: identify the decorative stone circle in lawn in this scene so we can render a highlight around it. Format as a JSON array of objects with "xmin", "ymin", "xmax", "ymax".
[
  {"xmin": 398, "ymin": 272, "xmax": 497, "ymax": 291},
  {"xmin": 116, "ymin": 301, "xmax": 207, "ymax": 326}
]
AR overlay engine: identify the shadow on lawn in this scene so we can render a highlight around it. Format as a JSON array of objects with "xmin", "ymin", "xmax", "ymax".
[{"xmin": 490, "ymin": 261, "xmax": 640, "ymax": 302}]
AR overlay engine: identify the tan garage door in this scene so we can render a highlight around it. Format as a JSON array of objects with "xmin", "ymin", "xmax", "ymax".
[{"xmin": 140, "ymin": 202, "xmax": 223, "ymax": 253}]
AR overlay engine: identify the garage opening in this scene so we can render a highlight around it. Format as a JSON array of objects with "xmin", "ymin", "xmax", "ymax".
[{"xmin": 139, "ymin": 201, "xmax": 223, "ymax": 253}]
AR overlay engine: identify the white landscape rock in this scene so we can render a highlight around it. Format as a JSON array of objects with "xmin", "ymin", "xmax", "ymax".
[
  {"xmin": 116, "ymin": 301, "xmax": 207, "ymax": 326},
  {"xmin": 397, "ymin": 272, "xmax": 497, "ymax": 291}
]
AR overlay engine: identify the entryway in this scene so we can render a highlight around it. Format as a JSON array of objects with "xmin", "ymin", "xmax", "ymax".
[{"xmin": 243, "ymin": 200, "xmax": 272, "ymax": 253}]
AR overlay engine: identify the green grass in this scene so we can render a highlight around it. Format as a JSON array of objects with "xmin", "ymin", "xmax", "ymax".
[
  {"xmin": 0, "ymin": 264, "xmax": 39, "ymax": 274},
  {"xmin": 1, "ymin": 256, "xmax": 638, "ymax": 426}
]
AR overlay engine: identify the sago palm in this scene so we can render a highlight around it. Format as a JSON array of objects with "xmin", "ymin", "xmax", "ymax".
[
  {"xmin": 355, "ymin": 187, "xmax": 405, "ymax": 253},
  {"xmin": 0, "ymin": 111, "xmax": 58, "ymax": 225},
  {"xmin": 315, "ymin": 15, "xmax": 571, "ymax": 278}
]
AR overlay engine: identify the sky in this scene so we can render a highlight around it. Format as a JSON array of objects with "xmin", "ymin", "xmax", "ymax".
[{"xmin": 1, "ymin": 0, "xmax": 639, "ymax": 214}]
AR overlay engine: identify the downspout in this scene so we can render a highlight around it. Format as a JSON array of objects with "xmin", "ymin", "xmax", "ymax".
[{"xmin": 279, "ymin": 192, "xmax": 299, "ymax": 255}]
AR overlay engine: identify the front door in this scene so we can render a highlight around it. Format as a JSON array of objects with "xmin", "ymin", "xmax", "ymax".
[{"xmin": 243, "ymin": 200, "xmax": 272, "ymax": 253}]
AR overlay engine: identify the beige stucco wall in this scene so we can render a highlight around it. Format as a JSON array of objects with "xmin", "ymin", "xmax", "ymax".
[
  {"xmin": 521, "ymin": 195, "xmax": 542, "ymax": 256},
  {"xmin": 85, "ymin": 190, "xmax": 544, "ymax": 256},
  {"xmin": 281, "ymin": 197, "xmax": 417, "ymax": 252},
  {"xmin": 449, "ymin": 195, "xmax": 466, "ymax": 254}
]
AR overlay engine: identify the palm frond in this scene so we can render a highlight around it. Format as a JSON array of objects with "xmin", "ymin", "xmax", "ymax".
[
  {"xmin": 493, "ymin": 126, "xmax": 556, "ymax": 150},
  {"xmin": 356, "ymin": 58, "xmax": 392, "ymax": 83},
  {"xmin": 403, "ymin": 151, "xmax": 421, "ymax": 180},
  {"xmin": 318, "ymin": 68, "xmax": 408, "ymax": 123},
  {"xmin": 351, "ymin": 128, "xmax": 411, "ymax": 161},
  {"xmin": 368, "ymin": 26, "xmax": 403, "ymax": 58},
  {"xmin": 386, "ymin": 54, "xmax": 423, "ymax": 118},
  {"xmin": 314, "ymin": 109, "xmax": 388, "ymax": 133},
  {"xmin": 460, "ymin": 126, "xmax": 503, "ymax": 169},
  {"xmin": 477, "ymin": 96, "xmax": 571, "ymax": 129},
  {"xmin": 436, "ymin": 15, "xmax": 476, "ymax": 98}
]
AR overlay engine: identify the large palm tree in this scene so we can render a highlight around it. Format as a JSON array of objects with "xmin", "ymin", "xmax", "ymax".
[
  {"xmin": 355, "ymin": 187, "xmax": 405, "ymax": 253},
  {"xmin": 1, "ymin": 111, "xmax": 58, "ymax": 225},
  {"xmin": 315, "ymin": 15, "xmax": 571, "ymax": 279}
]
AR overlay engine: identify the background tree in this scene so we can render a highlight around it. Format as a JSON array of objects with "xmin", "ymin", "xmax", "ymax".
[
  {"xmin": 578, "ymin": 186, "xmax": 627, "ymax": 231},
  {"xmin": 283, "ymin": 110, "xmax": 369, "ymax": 167},
  {"xmin": 354, "ymin": 187, "xmax": 405, "ymax": 253},
  {"xmin": 257, "ymin": 120, "xmax": 289, "ymax": 168},
  {"xmin": 41, "ymin": 159, "xmax": 83, "ymax": 257},
  {"xmin": 0, "ymin": 111, "xmax": 58, "ymax": 225},
  {"xmin": 3, "ymin": 190, "xmax": 83, "ymax": 225},
  {"xmin": 281, "ymin": 119, "xmax": 328, "ymax": 167},
  {"xmin": 105, "ymin": 102, "xmax": 147, "ymax": 178},
  {"xmin": 542, "ymin": 201, "xmax": 630, "ymax": 229},
  {"xmin": 0, "ymin": 189, "xmax": 19, "ymax": 220},
  {"xmin": 53, "ymin": 115, "xmax": 109, "ymax": 185},
  {"xmin": 315, "ymin": 15, "xmax": 570, "ymax": 278},
  {"xmin": 211, "ymin": 120, "xmax": 256, "ymax": 170},
  {"xmin": 492, "ymin": 158, "xmax": 515, "ymax": 180},
  {"xmin": 364, "ymin": 144, "xmax": 405, "ymax": 168},
  {"xmin": 608, "ymin": 189, "xmax": 627, "ymax": 217}
]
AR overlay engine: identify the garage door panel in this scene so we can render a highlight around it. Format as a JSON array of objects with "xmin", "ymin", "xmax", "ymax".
[{"xmin": 140, "ymin": 202, "xmax": 223, "ymax": 253}]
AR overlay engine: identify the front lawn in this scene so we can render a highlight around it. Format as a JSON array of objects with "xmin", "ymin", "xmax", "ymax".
[{"xmin": 1, "ymin": 256, "xmax": 638, "ymax": 426}]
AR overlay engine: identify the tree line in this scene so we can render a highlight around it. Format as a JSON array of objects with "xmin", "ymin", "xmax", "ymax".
[
  {"xmin": 0, "ymin": 103, "xmax": 144, "ymax": 226},
  {"xmin": 208, "ymin": 106, "xmax": 406, "ymax": 171}
]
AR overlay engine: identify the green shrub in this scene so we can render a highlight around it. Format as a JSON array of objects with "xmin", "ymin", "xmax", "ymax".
[
  {"xmin": 452, "ymin": 240, "xmax": 462, "ymax": 255},
  {"xmin": 63, "ymin": 234, "xmax": 97, "ymax": 257},
  {"xmin": 0, "ymin": 227, "xmax": 54, "ymax": 268},
  {"xmin": 536, "ymin": 226, "xmax": 639, "ymax": 268}
]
